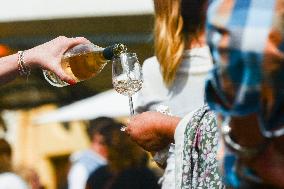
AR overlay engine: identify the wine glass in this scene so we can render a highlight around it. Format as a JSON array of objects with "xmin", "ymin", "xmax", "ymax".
[{"xmin": 112, "ymin": 53, "xmax": 143, "ymax": 118}]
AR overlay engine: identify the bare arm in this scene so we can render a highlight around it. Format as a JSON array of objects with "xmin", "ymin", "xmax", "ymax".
[
  {"xmin": 0, "ymin": 36, "xmax": 90, "ymax": 85},
  {"xmin": 0, "ymin": 53, "xmax": 19, "ymax": 84}
]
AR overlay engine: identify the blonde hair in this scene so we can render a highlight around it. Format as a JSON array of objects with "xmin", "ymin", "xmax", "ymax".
[{"xmin": 154, "ymin": 0, "xmax": 207, "ymax": 86}]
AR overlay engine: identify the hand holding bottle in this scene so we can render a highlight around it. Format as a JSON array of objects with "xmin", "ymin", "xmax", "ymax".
[
  {"xmin": 27, "ymin": 36, "xmax": 91, "ymax": 84},
  {"xmin": 43, "ymin": 42, "xmax": 127, "ymax": 87},
  {"xmin": 0, "ymin": 36, "xmax": 90, "ymax": 85}
]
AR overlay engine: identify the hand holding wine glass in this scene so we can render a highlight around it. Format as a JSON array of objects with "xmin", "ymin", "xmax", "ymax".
[{"xmin": 112, "ymin": 53, "xmax": 143, "ymax": 118}]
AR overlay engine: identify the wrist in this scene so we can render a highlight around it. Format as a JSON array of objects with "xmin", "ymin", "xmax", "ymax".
[
  {"xmin": 17, "ymin": 51, "xmax": 31, "ymax": 77},
  {"xmin": 23, "ymin": 48, "xmax": 37, "ymax": 68},
  {"xmin": 156, "ymin": 115, "xmax": 180, "ymax": 143}
]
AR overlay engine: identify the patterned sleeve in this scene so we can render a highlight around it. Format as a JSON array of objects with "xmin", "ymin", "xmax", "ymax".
[{"xmin": 180, "ymin": 105, "xmax": 225, "ymax": 189}]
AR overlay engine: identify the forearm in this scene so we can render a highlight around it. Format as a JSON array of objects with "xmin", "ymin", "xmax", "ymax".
[
  {"xmin": 0, "ymin": 49, "xmax": 38, "ymax": 85},
  {"xmin": 0, "ymin": 53, "xmax": 19, "ymax": 84}
]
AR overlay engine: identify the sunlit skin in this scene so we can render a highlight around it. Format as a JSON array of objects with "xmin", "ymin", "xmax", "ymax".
[
  {"xmin": 125, "ymin": 111, "xmax": 180, "ymax": 152},
  {"xmin": 0, "ymin": 36, "xmax": 90, "ymax": 85},
  {"xmin": 218, "ymin": 114, "xmax": 284, "ymax": 188}
]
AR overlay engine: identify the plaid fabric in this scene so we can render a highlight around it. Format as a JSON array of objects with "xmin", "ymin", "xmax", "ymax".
[{"xmin": 205, "ymin": 0, "xmax": 284, "ymax": 138}]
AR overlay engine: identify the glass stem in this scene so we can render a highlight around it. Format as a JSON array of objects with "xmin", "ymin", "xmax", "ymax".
[{"xmin": 128, "ymin": 96, "xmax": 134, "ymax": 116}]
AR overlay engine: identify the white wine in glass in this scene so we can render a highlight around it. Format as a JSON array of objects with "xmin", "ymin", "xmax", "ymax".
[{"xmin": 112, "ymin": 53, "xmax": 143, "ymax": 117}]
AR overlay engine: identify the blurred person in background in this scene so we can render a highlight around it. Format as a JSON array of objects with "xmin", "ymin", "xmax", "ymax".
[
  {"xmin": 205, "ymin": 0, "xmax": 284, "ymax": 188},
  {"xmin": 127, "ymin": 0, "xmax": 224, "ymax": 188},
  {"xmin": 86, "ymin": 122, "xmax": 159, "ymax": 189},
  {"xmin": 0, "ymin": 138, "xmax": 30, "ymax": 189},
  {"xmin": 0, "ymin": 36, "xmax": 90, "ymax": 85},
  {"xmin": 18, "ymin": 168, "xmax": 45, "ymax": 189},
  {"xmin": 67, "ymin": 117, "xmax": 118, "ymax": 189}
]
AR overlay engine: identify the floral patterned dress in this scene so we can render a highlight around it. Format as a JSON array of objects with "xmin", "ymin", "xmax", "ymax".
[{"xmin": 176, "ymin": 105, "xmax": 225, "ymax": 189}]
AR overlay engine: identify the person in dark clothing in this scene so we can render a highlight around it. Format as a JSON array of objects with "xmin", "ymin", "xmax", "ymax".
[
  {"xmin": 85, "ymin": 122, "xmax": 160, "ymax": 189},
  {"xmin": 110, "ymin": 167, "xmax": 159, "ymax": 189}
]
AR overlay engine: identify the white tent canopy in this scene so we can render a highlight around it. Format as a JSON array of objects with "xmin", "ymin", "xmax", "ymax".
[
  {"xmin": 35, "ymin": 89, "xmax": 134, "ymax": 124},
  {"xmin": 0, "ymin": 0, "xmax": 154, "ymax": 22}
]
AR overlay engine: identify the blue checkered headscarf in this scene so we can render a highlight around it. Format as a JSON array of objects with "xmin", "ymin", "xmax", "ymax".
[{"xmin": 205, "ymin": 0, "xmax": 284, "ymax": 138}]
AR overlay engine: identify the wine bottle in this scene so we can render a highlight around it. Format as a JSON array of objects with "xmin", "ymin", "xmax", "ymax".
[{"xmin": 43, "ymin": 43, "xmax": 127, "ymax": 87}]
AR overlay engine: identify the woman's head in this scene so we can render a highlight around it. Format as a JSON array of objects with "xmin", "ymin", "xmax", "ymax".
[{"xmin": 154, "ymin": 0, "xmax": 207, "ymax": 85}]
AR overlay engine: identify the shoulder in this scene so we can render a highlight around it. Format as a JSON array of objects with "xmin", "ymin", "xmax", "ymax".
[
  {"xmin": 70, "ymin": 149, "xmax": 106, "ymax": 165},
  {"xmin": 198, "ymin": 105, "xmax": 217, "ymax": 126},
  {"xmin": 69, "ymin": 162, "xmax": 87, "ymax": 173},
  {"xmin": 142, "ymin": 56, "xmax": 158, "ymax": 67},
  {"xmin": 0, "ymin": 172, "xmax": 27, "ymax": 183},
  {"xmin": 112, "ymin": 167, "xmax": 159, "ymax": 188},
  {"xmin": 183, "ymin": 46, "xmax": 213, "ymax": 74},
  {"xmin": 184, "ymin": 106, "xmax": 217, "ymax": 134},
  {"xmin": 88, "ymin": 165, "xmax": 110, "ymax": 179},
  {"xmin": 86, "ymin": 166, "xmax": 111, "ymax": 189},
  {"xmin": 0, "ymin": 173, "xmax": 29, "ymax": 189},
  {"xmin": 69, "ymin": 149, "xmax": 86, "ymax": 162},
  {"xmin": 142, "ymin": 56, "xmax": 160, "ymax": 73}
]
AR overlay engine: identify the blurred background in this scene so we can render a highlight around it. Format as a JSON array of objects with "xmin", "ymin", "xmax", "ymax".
[{"xmin": 0, "ymin": 1, "xmax": 155, "ymax": 188}]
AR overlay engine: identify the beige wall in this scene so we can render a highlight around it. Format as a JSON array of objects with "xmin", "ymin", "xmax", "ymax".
[{"xmin": 4, "ymin": 105, "xmax": 90, "ymax": 189}]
